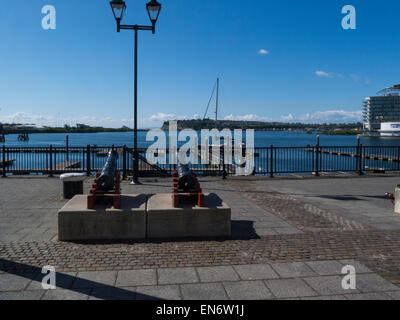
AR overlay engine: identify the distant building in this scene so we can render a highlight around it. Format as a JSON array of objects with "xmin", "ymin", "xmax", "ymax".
[
  {"xmin": 363, "ymin": 84, "xmax": 400, "ymax": 132},
  {"xmin": 76, "ymin": 123, "xmax": 90, "ymax": 129},
  {"xmin": 379, "ymin": 122, "xmax": 400, "ymax": 137}
]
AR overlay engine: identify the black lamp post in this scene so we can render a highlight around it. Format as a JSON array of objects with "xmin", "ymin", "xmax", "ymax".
[{"xmin": 110, "ymin": 0, "xmax": 162, "ymax": 185}]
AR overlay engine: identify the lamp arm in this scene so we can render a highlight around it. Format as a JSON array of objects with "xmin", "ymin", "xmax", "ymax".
[{"xmin": 120, "ymin": 25, "xmax": 154, "ymax": 31}]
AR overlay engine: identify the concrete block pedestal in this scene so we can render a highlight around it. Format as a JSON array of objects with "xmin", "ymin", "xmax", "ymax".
[
  {"xmin": 146, "ymin": 193, "xmax": 231, "ymax": 239},
  {"xmin": 395, "ymin": 186, "xmax": 400, "ymax": 214},
  {"xmin": 58, "ymin": 194, "xmax": 146, "ymax": 241}
]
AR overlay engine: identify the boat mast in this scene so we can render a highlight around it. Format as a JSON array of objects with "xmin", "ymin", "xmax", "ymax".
[{"xmin": 215, "ymin": 77, "xmax": 219, "ymax": 128}]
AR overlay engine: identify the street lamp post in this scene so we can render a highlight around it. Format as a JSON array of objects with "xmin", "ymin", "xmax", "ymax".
[{"xmin": 110, "ymin": 0, "xmax": 162, "ymax": 185}]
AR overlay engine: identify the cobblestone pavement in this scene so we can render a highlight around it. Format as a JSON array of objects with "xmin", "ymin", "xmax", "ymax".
[{"xmin": 1, "ymin": 175, "xmax": 400, "ymax": 299}]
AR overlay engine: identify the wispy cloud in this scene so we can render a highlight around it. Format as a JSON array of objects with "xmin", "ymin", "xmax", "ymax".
[
  {"xmin": 258, "ymin": 49, "xmax": 269, "ymax": 55},
  {"xmin": 281, "ymin": 110, "xmax": 362, "ymax": 123},
  {"xmin": 350, "ymin": 73, "xmax": 371, "ymax": 85},
  {"xmin": 224, "ymin": 114, "xmax": 271, "ymax": 121},
  {"xmin": 0, "ymin": 109, "xmax": 363, "ymax": 130},
  {"xmin": 350, "ymin": 74, "xmax": 360, "ymax": 82},
  {"xmin": 315, "ymin": 70, "xmax": 333, "ymax": 78}
]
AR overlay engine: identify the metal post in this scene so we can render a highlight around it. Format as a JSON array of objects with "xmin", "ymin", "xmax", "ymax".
[
  {"xmin": 222, "ymin": 146, "xmax": 227, "ymax": 179},
  {"xmin": 132, "ymin": 28, "xmax": 140, "ymax": 185},
  {"xmin": 398, "ymin": 146, "xmax": 400, "ymax": 171},
  {"xmin": 49, "ymin": 145, "xmax": 53, "ymax": 177},
  {"xmin": 2, "ymin": 145, "xmax": 6, "ymax": 178},
  {"xmin": 66, "ymin": 135, "xmax": 69, "ymax": 161},
  {"xmin": 356, "ymin": 136, "xmax": 360, "ymax": 173},
  {"xmin": 359, "ymin": 144, "xmax": 363, "ymax": 175},
  {"xmin": 123, "ymin": 145, "xmax": 127, "ymax": 180},
  {"xmin": 86, "ymin": 145, "xmax": 91, "ymax": 176},
  {"xmin": 315, "ymin": 136, "xmax": 320, "ymax": 176},
  {"xmin": 270, "ymin": 145, "xmax": 274, "ymax": 178}
]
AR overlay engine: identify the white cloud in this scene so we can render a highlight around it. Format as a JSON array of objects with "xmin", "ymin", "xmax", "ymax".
[
  {"xmin": 315, "ymin": 70, "xmax": 332, "ymax": 78},
  {"xmin": 0, "ymin": 112, "xmax": 135, "ymax": 128},
  {"xmin": 258, "ymin": 49, "xmax": 269, "ymax": 55},
  {"xmin": 224, "ymin": 114, "xmax": 271, "ymax": 121},
  {"xmin": 350, "ymin": 74, "xmax": 360, "ymax": 82},
  {"xmin": 0, "ymin": 109, "xmax": 363, "ymax": 130},
  {"xmin": 280, "ymin": 110, "xmax": 362, "ymax": 123},
  {"xmin": 225, "ymin": 110, "xmax": 362, "ymax": 124},
  {"xmin": 148, "ymin": 113, "xmax": 175, "ymax": 122}
]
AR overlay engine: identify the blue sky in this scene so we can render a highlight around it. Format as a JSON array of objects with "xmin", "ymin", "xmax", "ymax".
[{"xmin": 0, "ymin": 0, "xmax": 399, "ymax": 128}]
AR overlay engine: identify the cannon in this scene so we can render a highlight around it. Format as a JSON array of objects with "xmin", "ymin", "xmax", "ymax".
[
  {"xmin": 177, "ymin": 161, "xmax": 197, "ymax": 191},
  {"xmin": 97, "ymin": 150, "xmax": 119, "ymax": 191},
  {"xmin": 172, "ymin": 162, "xmax": 204, "ymax": 207},
  {"xmin": 87, "ymin": 149, "xmax": 121, "ymax": 209}
]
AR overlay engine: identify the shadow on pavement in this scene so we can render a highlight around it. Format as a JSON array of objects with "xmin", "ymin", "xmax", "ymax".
[{"xmin": 0, "ymin": 259, "xmax": 160, "ymax": 300}]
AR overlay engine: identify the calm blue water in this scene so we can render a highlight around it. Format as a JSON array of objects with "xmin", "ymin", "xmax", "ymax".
[{"xmin": 1, "ymin": 131, "xmax": 399, "ymax": 148}]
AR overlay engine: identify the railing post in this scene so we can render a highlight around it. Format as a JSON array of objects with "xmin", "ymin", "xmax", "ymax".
[
  {"xmin": 222, "ymin": 146, "xmax": 227, "ymax": 179},
  {"xmin": 356, "ymin": 137, "xmax": 360, "ymax": 173},
  {"xmin": 66, "ymin": 135, "xmax": 69, "ymax": 161},
  {"xmin": 2, "ymin": 145, "xmax": 6, "ymax": 178},
  {"xmin": 315, "ymin": 136, "xmax": 320, "ymax": 177},
  {"xmin": 86, "ymin": 145, "xmax": 91, "ymax": 176},
  {"xmin": 49, "ymin": 145, "xmax": 53, "ymax": 177},
  {"xmin": 270, "ymin": 144, "xmax": 274, "ymax": 178},
  {"xmin": 398, "ymin": 146, "xmax": 400, "ymax": 171},
  {"xmin": 123, "ymin": 145, "xmax": 127, "ymax": 180},
  {"xmin": 359, "ymin": 144, "xmax": 363, "ymax": 175}
]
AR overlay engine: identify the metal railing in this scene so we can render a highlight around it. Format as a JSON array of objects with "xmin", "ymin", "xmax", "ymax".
[{"xmin": 1, "ymin": 144, "xmax": 400, "ymax": 178}]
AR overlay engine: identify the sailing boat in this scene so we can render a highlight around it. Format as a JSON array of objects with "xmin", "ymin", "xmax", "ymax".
[
  {"xmin": 202, "ymin": 78, "xmax": 256, "ymax": 176},
  {"xmin": 203, "ymin": 78, "xmax": 220, "ymax": 128}
]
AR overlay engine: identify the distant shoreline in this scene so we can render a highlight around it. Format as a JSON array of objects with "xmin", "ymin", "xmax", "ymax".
[
  {"xmin": 1, "ymin": 129, "xmax": 360, "ymax": 136},
  {"xmin": 1, "ymin": 128, "xmax": 148, "ymax": 135}
]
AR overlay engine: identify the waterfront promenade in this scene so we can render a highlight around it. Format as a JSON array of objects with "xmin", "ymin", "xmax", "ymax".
[{"xmin": 1, "ymin": 174, "xmax": 400, "ymax": 300}]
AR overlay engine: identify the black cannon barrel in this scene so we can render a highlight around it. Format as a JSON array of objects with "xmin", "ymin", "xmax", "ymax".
[
  {"xmin": 177, "ymin": 162, "xmax": 197, "ymax": 191},
  {"xmin": 97, "ymin": 150, "xmax": 119, "ymax": 191}
]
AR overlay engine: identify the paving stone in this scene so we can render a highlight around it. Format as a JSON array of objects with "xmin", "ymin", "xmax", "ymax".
[
  {"xmin": 265, "ymin": 278, "xmax": 317, "ymax": 298},
  {"xmin": 89, "ymin": 287, "xmax": 136, "ymax": 300},
  {"xmin": 356, "ymin": 274, "xmax": 400, "ymax": 293},
  {"xmin": 254, "ymin": 221, "xmax": 292, "ymax": 229},
  {"xmin": 223, "ymin": 281, "xmax": 273, "ymax": 300},
  {"xmin": 304, "ymin": 276, "xmax": 360, "ymax": 296},
  {"xmin": 345, "ymin": 292, "xmax": 391, "ymax": 300},
  {"xmin": 338, "ymin": 260, "xmax": 372, "ymax": 274},
  {"xmin": 255, "ymin": 228, "xmax": 278, "ymax": 236},
  {"xmin": 42, "ymin": 288, "xmax": 91, "ymax": 300},
  {"xmin": 385, "ymin": 291, "xmax": 400, "ymax": 300},
  {"xmin": 270, "ymin": 262, "xmax": 316, "ymax": 278},
  {"xmin": 234, "ymin": 264, "xmax": 279, "ymax": 280},
  {"xmin": 136, "ymin": 285, "xmax": 181, "ymax": 300},
  {"xmin": 306, "ymin": 260, "xmax": 344, "ymax": 276},
  {"xmin": 301, "ymin": 295, "xmax": 347, "ymax": 300},
  {"xmin": 196, "ymin": 266, "xmax": 239, "ymax": 282},
  {"xmin": 116, "ymin": 269, "xmax": 156, "ymax": 287},
  {"xmin": 0, "ymin": 290, "xmax": 45, "ymax": 300},
  {"xmin": 27, "ymin": 272, "xmax": 76, "ymax": 291},
  {"xmin": 158, "ymin": 268, "xmax": 199, "ymax": 285},
  {"xmin": 273, "ymin": 227, "xmax": 302, "ymax": 235},
  {"xmin": 0, "ymin": 273, "xmax": 35, "ymax": 291},
  {"xmin": 180, "ymin": 283, "xmax": 228, "ymax": 300},
  {"xmin": 73, "ymin": 271, "xmax": 117, "ymax": 288}
]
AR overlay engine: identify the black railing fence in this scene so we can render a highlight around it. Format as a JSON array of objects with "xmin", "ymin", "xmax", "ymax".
[{"xmin": 1, "ymin": 144, "xmax": 400, "ymax": 178}]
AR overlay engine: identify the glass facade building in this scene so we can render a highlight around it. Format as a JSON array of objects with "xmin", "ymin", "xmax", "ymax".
[{"xmin": 363, "ymin": 85, "xmax": 400, "ymax": 132}]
